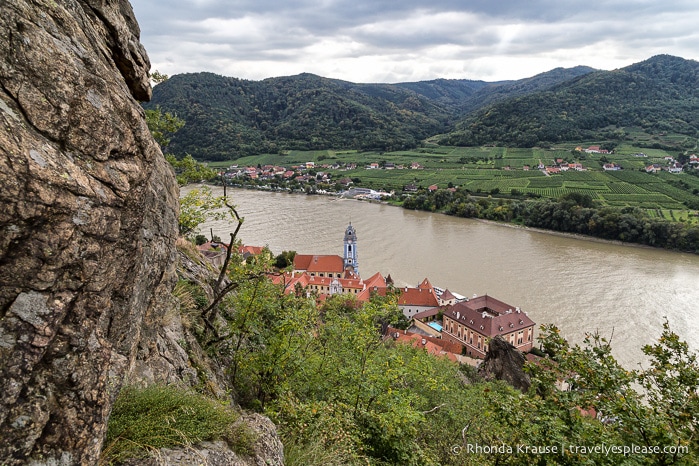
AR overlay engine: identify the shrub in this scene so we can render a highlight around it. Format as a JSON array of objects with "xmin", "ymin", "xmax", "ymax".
[{"xmin": 101, "ymin": 385, "xmax": 246, "ymax": 464}]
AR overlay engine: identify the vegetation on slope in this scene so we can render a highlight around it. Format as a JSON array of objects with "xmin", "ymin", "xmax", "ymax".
[
  {"xmin": 403, "ymin": 188, "xmax": 699, "ymax": 252},
  {"xmin": 440, "ymin": 55, "xmax": 699, "ymax": 149},
  {"xmin": 102, "ymin": 385, "xmax": 255, "ymax": 464},
  {"xmin": 145, "ymin": 66, "xmax": 596, "ymax": 161},
  {"xmin": 147, "ymin": 72, "xmax": 450, "ymax": 160},
  {"xmin": 173, "ymin": 231, "xmax": 698, "ymax": 465}
]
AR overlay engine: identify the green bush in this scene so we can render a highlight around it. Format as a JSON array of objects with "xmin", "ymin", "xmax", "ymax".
[{"xmin": 101, "ymin": 385, "xmax": 248, "ymax": 464}]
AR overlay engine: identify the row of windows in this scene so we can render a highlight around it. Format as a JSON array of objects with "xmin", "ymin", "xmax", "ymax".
[
  {"xmin": 445, "ymin": 317, "xmax": 533, "ymax": 347},
  {"xmin": 309, "ymin": 272, "xmax": 343, "ymax": 278},
  {"xmin": 309, "ymin": 284, "xmax": 360, "ymax": 294}
]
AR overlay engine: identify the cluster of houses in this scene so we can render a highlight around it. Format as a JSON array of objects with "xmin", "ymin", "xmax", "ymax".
[
  {"xmin": 222, "ymin": 162, "xmax": 342, "ymax": 186},
  {"xmin": 645, "ymin": 154, "xmax": 698, "ymax": 174},
  {"xmin": 222, "ymin": 160, "xmax": 423, "ymax": 188},
  {"xmin": 203, "ymin": 222, "xmax": 536, "ymax": 366},
  {"xmin": 580, "ymin": 145, "xmax": 611, "ymax": 154},
  {"xmin": 543, "ymin": 158, "xmax": 586, "ymax": 174}
]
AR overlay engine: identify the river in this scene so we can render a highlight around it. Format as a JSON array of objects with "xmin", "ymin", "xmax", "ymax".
[{"xmin": 187, "ymin": 186, "xmax": 699, "ymax": 369}]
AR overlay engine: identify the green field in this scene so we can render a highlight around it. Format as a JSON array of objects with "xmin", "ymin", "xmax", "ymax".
[{"xmin": 206, "ymin": 145, "xmax": 699, "ymax": 223}]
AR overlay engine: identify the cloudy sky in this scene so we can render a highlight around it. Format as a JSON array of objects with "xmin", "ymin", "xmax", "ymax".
[{"xmin": 129, "ymin": 0, "xmax": 699, "ymax": 84}]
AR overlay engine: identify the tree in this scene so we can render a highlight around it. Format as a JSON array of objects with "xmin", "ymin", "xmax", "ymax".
[
  {"xmin": 150, "ymin": 69, "xmax": 169, "ymax": 85},
  {"xmin": 178, "ymin": 186, "xmax": 231, "ymax": 237},
  {"xmin": 274, "ymin": 250, "xmax": 296, "ymax": 269},
  {"xmin": 145, "ymin": 105, "xmax": 185, "ymax": 150},
  {"xmin": 165, "ymin": 154, "xmax": 217, "ymax": 186}
]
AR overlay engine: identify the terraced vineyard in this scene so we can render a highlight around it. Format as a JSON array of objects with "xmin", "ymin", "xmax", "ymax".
[{"xmin": 220, "ymin": 145, "xmax": 699, "ymax": 223}]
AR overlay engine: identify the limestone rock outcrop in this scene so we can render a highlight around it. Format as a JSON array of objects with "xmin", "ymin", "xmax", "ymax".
[
  {"xmin": 0, "ymin": 1, "xmax": 179, "ymax": 464},
  {"xmin": 478, "ymin": 335, "xmax": 532, "ymax": 392}
]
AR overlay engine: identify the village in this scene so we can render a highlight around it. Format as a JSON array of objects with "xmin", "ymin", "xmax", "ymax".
[
  {"xmin": 215, "ymin": 146, "xmax": 699, "ymax": 203},
  {"xmin": 198, "ymin": 222, "xmax": 537, "ymax": 367}
]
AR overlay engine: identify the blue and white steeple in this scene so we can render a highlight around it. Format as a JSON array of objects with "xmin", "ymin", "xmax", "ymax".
[{"xmin": 343, "ymin": 222, "xmax": 359, "ymax": 275}]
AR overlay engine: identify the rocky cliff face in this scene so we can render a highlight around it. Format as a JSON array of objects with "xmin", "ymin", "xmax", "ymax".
[
  {"xmin": 478, "ymin": 336, "xmax": 532, "ymax": 392},
  {"xmin": 0, "ymin": 1, "xmax": 179, "ymax": 464}
]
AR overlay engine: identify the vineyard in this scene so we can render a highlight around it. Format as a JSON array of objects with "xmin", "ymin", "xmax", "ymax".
[{"xmin": 219, "ymin": 144, "xmax": 699, "ymax": 223}]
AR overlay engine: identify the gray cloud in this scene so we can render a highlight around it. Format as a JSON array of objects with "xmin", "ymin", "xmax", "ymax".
[{"xmin": 130, "ymin": 0, "xmax": 699, "ymax": 82}]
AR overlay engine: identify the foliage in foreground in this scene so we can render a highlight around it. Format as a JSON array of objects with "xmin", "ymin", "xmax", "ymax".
[
  {"xmin": 192, "ymin": 243, "xmax": 699, "ymax": 465},
  {"xmin": 101, "ymin": 385, "xmax": 254, "ymax": 464}
]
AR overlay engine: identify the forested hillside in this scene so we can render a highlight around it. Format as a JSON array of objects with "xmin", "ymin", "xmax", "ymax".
[
  {"xmin": 147, "ymin": 66, "xmax": 595, "ymax": 160},
  {"xmin": 440, "ymin": 55, "xmax": 699, "ymax": 149},
  {"xmin": 149, "ymin": 55, "xmax": 699, "ymax": 161},
  {"xmin": 148, "ymin": 72, "xmax": 451, "ymax": 160}
]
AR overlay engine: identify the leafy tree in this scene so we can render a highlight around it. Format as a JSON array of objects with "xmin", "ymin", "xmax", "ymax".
[
  {"xmin": 165, "ymin": 154, "xmax": 217, "ymax": 186},
  {"xmin": 178, "ymin": 186, "xmax": 231, "ymax": 237},
  {"xmin": 145, "ymin": 105, "xmax": 185, "ymax": 150},
  {"xmin": 274, "ymin": 250, "xmax": 296, "ymax": 269}
]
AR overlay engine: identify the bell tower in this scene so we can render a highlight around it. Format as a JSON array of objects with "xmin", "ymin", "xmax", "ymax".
[{"xmin": 343, "ymin": 222, "xmax": 359, "ymax": 276}]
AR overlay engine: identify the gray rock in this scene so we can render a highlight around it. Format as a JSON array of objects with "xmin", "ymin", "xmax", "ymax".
[
  {"xmin": 478, "ymin": 335, "xmax": 532, "ymax": 392},
  {"xmin": 0, "ymin": 1, "xmax": 178, "ymax": 464}
]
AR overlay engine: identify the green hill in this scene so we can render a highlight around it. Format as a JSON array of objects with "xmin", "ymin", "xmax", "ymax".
[
  {"xmin": 148, "ymin": 55, "xmax": 699, "ymax": 160},
  {"xmin": 440, "ymin": 55, "xmax": 699, "ymax": 149},
  {"xmin": 148, "ymin": 73, "xmax": 451, "ymax": 160}
]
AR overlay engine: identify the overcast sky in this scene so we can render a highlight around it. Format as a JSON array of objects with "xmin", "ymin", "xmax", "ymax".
[{"xmin": 129, "ymin": 0, "xmax": 699, "ymax": 84}]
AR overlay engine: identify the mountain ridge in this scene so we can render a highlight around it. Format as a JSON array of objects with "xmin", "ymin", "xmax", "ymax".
[{"xmin": 148, "ymin": 55, "xmax": 697, "ymax": 160}]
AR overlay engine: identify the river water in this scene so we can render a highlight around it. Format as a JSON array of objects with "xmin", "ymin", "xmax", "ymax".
[{"xmin": 188, "ymin": 186, "xmax": 699, "ymax": 369}]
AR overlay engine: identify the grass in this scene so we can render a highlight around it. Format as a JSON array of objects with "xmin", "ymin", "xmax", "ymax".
[{"xmin": 101, "ymin": 385, "xmax": 256, "ymax": 464}]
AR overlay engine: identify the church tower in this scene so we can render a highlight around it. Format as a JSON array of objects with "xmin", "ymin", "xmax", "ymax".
[{"xmin": 343, "ymin": 222, "xmax": 359, "ymax": 276}]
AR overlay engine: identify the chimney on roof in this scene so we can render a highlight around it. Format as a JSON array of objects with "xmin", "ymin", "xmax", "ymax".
[{"xmin": 421, "ymin": 338, "xmax": 426, "ymax": 346}]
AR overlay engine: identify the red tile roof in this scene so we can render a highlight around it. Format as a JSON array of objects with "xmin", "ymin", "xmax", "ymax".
[
  {"xmin": 238, "ymin": 245, "xmax": 264, "ymax": 256},
  {"xmin": 417, "ymin": 277, "xmax": 433, "ymax": 290},
  {"xmin": 398, "ymin": 287, "xmax": 439, "ymax": 307},
  {"xmin": 389, "ymin": 330, "xmax": 458, "ymax": 362},
  {"xmin": 440, "ymin": 289, "xmax": 456, "ymax": 301},
  {"xmin": 363, "ymin": 271, "xmax": 387, "ymax": 288},
  {"xmin": 411, "ymin": 307, "xmax": 442, "ymax": 321},
  {"xmin": 293, "ymin": 254, "xmax": 345, "ymax": 274}
]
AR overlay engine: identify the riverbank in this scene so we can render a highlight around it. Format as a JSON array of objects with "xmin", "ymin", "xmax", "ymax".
[
  {"xmin": 204, "ymin": 183, "xmax": 697, "ymax": 254},
  {"xmin": 472, "ymin": 218, "xmax": 659, "ymax": 250}
]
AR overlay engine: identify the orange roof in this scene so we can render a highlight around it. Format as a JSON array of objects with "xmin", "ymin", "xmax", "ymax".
[
  {"xmin": 417, "ymin": 277, "xmax": 433, "ymax": 290},
  {"xmin": 293, "ymin": 254, "xmax": 345, "ymax": 274},
  {"xmin": 238, "ymin": 245, "xmax": 265, "ymax": 256},
  {"xmin": 363, "ymin": 271, "xmax": 387, "ymax": 288},
  {"xmin": 356, "ymin": 286, "xmax": 387, "ymax": 302},
  {"xmin": 390, "ymin": 330, "xmax": 459, "ymax": 362},
  {"xmin": 397, "ymin": 287, "xmax": 439, "ymax": 307}
]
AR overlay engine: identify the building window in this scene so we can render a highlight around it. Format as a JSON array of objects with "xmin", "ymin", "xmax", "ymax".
[{"xmin": 518, "ymin": 330, "xmax": 524, "ymax": 345}]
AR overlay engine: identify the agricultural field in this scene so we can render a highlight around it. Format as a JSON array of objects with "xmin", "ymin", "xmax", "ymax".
[{"xmin": 207, "ymin": 145, "xmax": 699, "ymax": 223}]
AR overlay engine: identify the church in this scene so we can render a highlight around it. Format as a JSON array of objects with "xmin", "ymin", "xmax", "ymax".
[
  {"xmin": 271, "ymin": 222, "xmax": 393, "ymax": 299},
  {"xmin": 291, "ymin": 222, "xmax": 360, "ymax": 279}
]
